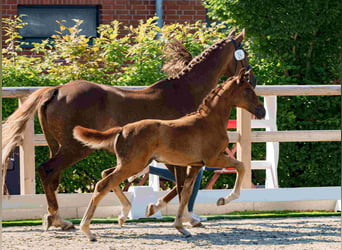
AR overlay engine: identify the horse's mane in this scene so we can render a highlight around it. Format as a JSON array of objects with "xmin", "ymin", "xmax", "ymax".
[
  {"xmin": 163, "ymin": 36, "xmax": 233, "ymax": 80},
  {"xmin": 162, "ymin": 40, "xmax": 193, "ymax": 78}
]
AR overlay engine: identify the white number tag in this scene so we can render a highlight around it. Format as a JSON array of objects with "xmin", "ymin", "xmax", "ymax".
[{"xmin": 234, "ymin": 49, "xmax": 245, "ymax": 61}]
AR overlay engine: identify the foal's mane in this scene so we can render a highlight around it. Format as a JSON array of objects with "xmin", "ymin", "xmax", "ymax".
[
  {"xmin": 163, "ymin": 36, "xmax": 233, "ymax": 79},
  {"xmin": 193, "ymin": 75, "xmax": 236, "ymax": 115}
]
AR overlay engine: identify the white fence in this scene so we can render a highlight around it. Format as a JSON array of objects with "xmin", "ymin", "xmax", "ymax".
[{"xmin": 2, "ymin": 85, "xmax": 341, "ymax": 219}]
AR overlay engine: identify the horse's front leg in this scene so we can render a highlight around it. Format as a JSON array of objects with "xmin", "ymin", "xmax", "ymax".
[
  {"xmin": 174, "ymin": 166, "xmax": 202, "ymax": 237},
  {"xmin": 207, "ymin": 153, "xmax": 245, "ymax": 206}
]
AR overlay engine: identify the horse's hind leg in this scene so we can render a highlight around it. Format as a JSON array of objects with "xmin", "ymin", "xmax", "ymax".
[
  {"xmin": 38, "ymin": 146, "xmax": 93, "ymax": 231},
  {"xmin": 173, "ymin": 166, "xmax": 202, "ymax": 237}
]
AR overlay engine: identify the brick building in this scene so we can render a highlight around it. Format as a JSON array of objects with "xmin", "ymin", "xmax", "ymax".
[
  {"xmin": 2, "ymin": 0, "xmax": 207, "ymax": 28},
  {"xmin": 2, "ymin": 0, "xmax": 207, "ymax": 50}
]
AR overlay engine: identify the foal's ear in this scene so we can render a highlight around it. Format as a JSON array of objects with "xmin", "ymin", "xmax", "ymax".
[
  {"xmin": 237, "ymin": 68, "xmax": 246, "ymax": 84},
  {"xmin": 228, "ymin": 27, "xmax": 236, "ymax": 37}
]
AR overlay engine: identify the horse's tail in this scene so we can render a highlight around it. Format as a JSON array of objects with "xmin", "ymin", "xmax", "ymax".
[
  {"xmin": 73, "ymin": 126, "xmax": 122, "ymax": 151},
  {"xmin": 2, "ymin": 86, "xmax": 58, "ymax": 194}
]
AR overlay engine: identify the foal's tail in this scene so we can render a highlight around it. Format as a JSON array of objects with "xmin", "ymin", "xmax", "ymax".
[
  {"xmin": 73, "ymin": 126, "xmax": 122, "ymax": 151},
  {"xmin": 2, "ymin": 86, "xmax": 58, "ymax": 195}
]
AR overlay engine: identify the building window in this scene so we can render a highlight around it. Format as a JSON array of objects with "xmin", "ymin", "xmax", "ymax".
[{"xmin": 18, "ymin": 5, "xmax": 99, "ymax": 45}]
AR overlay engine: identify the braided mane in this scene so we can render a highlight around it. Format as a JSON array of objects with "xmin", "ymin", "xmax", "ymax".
[
  {"xmin": 163, "ymin": 36, "xmax": 233, "ymax": 80},
  {"xmin": 196, "ymin": 76, "xmax": 236, "ymax": 115},
  {"xmin": 162, "ymin": 40, "xmax": 193, "ymax": 78}
]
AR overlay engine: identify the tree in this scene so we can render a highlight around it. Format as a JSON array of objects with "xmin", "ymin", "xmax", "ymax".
[{"xmin": 204, "ymin": 0, "xmax": 341, "ymax": 187}]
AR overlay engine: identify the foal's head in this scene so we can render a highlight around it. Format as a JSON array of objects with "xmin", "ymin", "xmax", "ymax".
[{"xmin": 230, "ymin": 70, "xmax": 265, "ymax": 119}]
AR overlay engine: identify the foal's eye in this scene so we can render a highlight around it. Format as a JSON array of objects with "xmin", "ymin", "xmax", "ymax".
[{"xmin": 245, "ymin": 88, "xmax": 253, "ymax": 95}]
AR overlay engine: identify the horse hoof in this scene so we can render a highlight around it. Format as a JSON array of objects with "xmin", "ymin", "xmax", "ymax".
[
  {"xmin": 42, "ymin": 214, "xmax": 53, "ymax": 231},
  {"xmin": 145, "ymin": 203, "xmax": 156, "ymax": 217},
  {"xmin": 216, "ymin": 197, "xmax": 225, "ymax": 206}
]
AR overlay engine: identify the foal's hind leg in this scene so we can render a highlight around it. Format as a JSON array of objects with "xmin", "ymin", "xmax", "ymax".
[
  {"xmin": 207, "ymin": 153, "xmax": 245, "ymax": 206},
  {"xmin": 80, "ymin": 167, "xmax": 131, "ymax": 241}
]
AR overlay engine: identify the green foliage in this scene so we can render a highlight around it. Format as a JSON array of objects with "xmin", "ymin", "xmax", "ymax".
[
  {"xmin": 204, "ymin": 0, "xmax": 341, "ymax": 188},
  {"xmin": 2, "ymin": 16, "xmax": 229, "ymax": 193}
]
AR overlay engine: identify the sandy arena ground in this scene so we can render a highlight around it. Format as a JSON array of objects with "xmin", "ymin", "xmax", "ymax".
[{"xmin": 2, "ymin": 216, "xmax": 341, "ymax": 250}]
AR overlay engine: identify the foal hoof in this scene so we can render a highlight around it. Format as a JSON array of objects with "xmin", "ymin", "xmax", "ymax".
[
  {"xmin": 216, "ymin": 197, "xmax": 225, "ymax": 206},
  {"xmin": 42, "ymin": 214, "xmax": 53, "ymax": 231},
  {"xmin": 61, "ymin": 221, "xmax": 75, "ymax": 231},
  {"xmin": 178, "ymin": 228, "xmax": 192, "ymax": 238},
  {"xmin": 89, "ymin": 236, "xmax": 97, "ymax": 242},
  {"xmin": 191, "ymin": 221, "xmax": 203, "ymax": 228},
  {"xmin": 118, "ymin": 216, "xmax": 126, "ymax": 227},
  {"xmin": 85, "ymin": 233, "xmax": 97, "ymax": 242},
  {"xmin": 145, "ymin": 203, "xmax": 157, "ymax": 217}
]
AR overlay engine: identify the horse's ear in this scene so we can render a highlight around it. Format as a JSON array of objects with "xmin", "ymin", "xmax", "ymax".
[
  {"xmin": 235, "ymin": 28, "xmax": 246, "ymax": 43},
  {"xmin": 228, "ymin": 27, "xmax": 236, "ymax": 37}
]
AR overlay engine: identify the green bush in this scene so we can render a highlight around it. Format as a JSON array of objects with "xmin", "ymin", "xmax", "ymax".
[{"xmin": 204, "ymin": 0, "xmax": 341, "ymax": 188}]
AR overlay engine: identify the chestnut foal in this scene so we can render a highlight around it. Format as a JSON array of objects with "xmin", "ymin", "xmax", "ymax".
[{"xmin": 73, "ymin": 69, "xmax": 265, "ymax": 241}]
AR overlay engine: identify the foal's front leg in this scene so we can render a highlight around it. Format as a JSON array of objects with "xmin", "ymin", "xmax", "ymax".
[
  {"xmin": 207, "ymin": 153, "xmax": 245, "ymax": 206},
  {"xmin": 173, "ymin": 166, "xmax": 202, "ymax": 237}
]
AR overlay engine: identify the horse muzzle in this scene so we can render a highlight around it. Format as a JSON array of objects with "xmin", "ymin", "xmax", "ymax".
[{"xmin": 255, "ymin": 105, "xmax": 266, "ymax": 119}]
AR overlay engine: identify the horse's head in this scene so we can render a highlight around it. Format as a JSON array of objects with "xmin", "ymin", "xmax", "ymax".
[
  {"xmin": 232, "ymin": 69, "xmax": 265, "ymax": 119},
  {"xmin": 223, "ymin": 29, "xmax": 257, "ymax": 88}
]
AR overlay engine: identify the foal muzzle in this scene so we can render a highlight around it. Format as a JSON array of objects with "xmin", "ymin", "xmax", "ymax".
[{"xmin": 255, "ymin": 105, "xmax": 266, "ymax": 119}]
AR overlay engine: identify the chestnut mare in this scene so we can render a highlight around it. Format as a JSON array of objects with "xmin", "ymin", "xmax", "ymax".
[
  {"xmin": 73, "ymin": 69, "xmax": 266, "ymax": 241},
  {"xmin": 2, "ymin": 29, "xmax": 255, "ymax": 231}
]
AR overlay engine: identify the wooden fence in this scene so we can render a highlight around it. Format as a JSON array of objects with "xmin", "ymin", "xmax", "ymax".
[{"xmin": 2, "ymin": 85, "xmax": 341, "ymax": 195}]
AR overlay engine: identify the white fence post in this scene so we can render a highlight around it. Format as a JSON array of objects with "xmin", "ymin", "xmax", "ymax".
[{"xmin": 264, "ymin": 96, "xmax": 279, "ymax": 188}]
